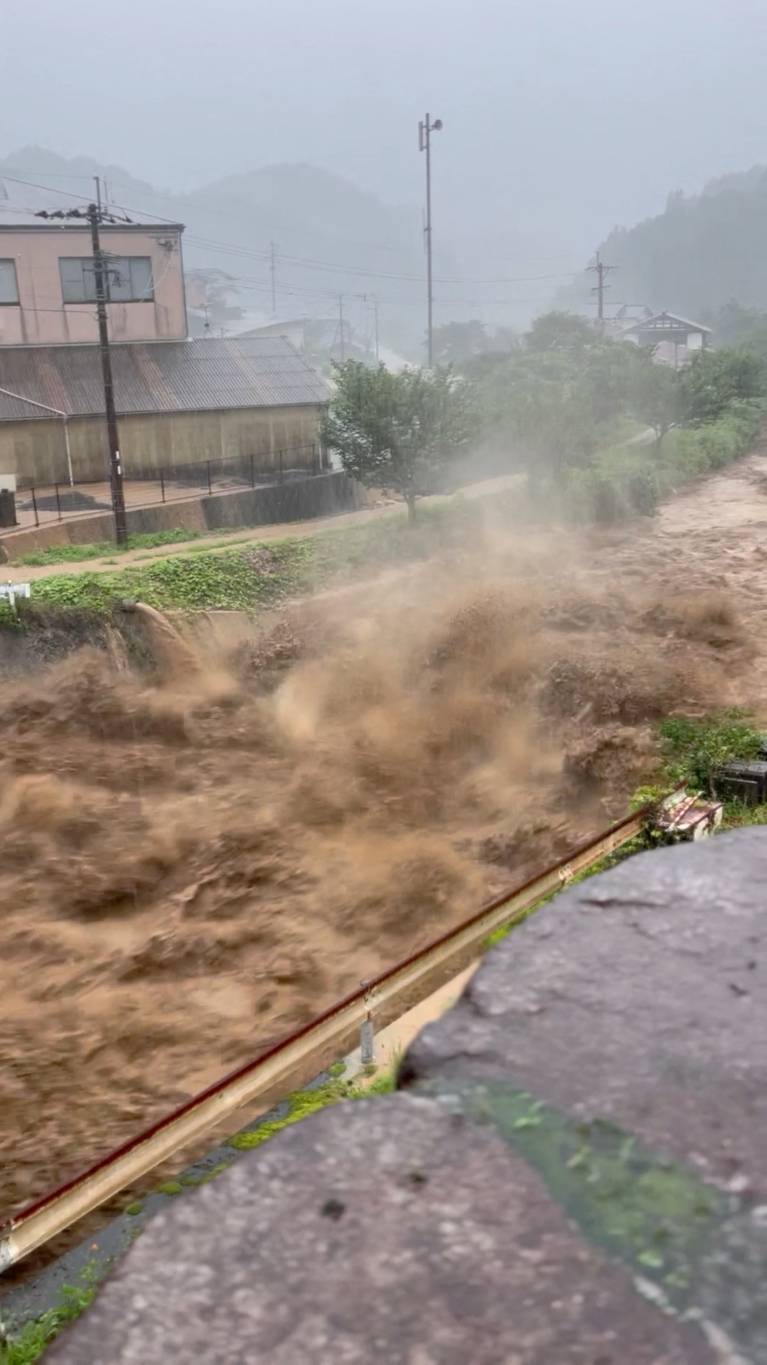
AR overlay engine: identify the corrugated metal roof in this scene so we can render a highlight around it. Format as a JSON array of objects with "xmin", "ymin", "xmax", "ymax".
[{"xmin": 0, "ymin": 338, "xmax": 329, "ymax": 421}]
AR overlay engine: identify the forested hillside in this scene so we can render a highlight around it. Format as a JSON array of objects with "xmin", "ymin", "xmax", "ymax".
[{"xmin": 560, "ymin": 166, "xmax": 767, "ymax": 331}]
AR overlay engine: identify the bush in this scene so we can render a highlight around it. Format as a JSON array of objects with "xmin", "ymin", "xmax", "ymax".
[
  {"xmin": 659, "ymin": 711, "xmax": 762, "ymax": 789},
  {"xmin": 563, "ymin": 450, "xmax": 660, "ymax": 524},
  {"xmin": 560, "ymin": 398, "xmax": 763, "ymax": 525}
]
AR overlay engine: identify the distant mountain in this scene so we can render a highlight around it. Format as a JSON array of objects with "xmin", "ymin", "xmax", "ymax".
[
  {"xmin": 0, "ymin": 147, "xmax": 427, "ymax": 353},
  {"xmin": 557, "ymin": 164, "xmax": 767, "ymax": 325}
]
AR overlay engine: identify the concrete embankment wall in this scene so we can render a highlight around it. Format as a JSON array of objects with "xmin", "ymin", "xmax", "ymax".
[
  {"xmin": 0, "ymin": 471, "xmax": 363, "ymax": 562},
  {"xmin": 43, "ymin": 829, "xmax": 767, "ymax": 1363}
]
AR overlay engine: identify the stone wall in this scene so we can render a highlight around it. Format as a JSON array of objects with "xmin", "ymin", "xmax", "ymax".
[{"xmin": 47, "ymin": 830, "xmax": 767, "ymax": 1363}]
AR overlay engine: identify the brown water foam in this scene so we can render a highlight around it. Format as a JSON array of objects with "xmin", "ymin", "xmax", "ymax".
[{"xmin": 0, "ymin": 528, "xmax": 753, "ymax": 1225}]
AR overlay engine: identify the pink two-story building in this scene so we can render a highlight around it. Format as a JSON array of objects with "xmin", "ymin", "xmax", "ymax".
[{"xmin": 0, "ymin": 213, "xmax": 187, "ymax": 347}]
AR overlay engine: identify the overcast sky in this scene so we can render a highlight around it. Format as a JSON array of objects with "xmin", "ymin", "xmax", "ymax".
[{"xmin": 3, "ymin": 0, "xmax": 767, "ymax": 266}]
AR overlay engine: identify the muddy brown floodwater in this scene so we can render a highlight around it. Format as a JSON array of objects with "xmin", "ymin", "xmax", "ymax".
[{"xmin": 2, "ymin": 446, "xmax": 767, "ymax": 1236}]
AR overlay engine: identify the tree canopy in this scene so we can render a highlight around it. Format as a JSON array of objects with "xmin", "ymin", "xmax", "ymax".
[
  {"xmin": 684, "ymin": 347, "xmax": 764, "ymax": 424},
  {"xmin": 321, "ymin": 361, "xmax": 475, "ymax": 517},
  {"xmin": 430, "ymin": 320, "xmax": 517, "ymax": 368},
  {"xmin": 628, "ymin": 351, "xmax": 686, "ymax": 451}
]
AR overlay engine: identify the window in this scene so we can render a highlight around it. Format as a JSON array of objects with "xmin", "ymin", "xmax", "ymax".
[
  {"xmin": 59, "ymin": 255, "xmax": 154, "ymax": 303},
  {"xmin": 0, "ymin": 259, "xmax": 19, "ymax": 305}
]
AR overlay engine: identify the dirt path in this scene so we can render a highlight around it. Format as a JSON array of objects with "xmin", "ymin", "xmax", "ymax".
[
  {"xmin": 1, "ymin": 474, "xmax": 523, "ymax": 583},
  {"xmin": 1, "ymin": 449, "xmax": 765, "ymax": 1258}
]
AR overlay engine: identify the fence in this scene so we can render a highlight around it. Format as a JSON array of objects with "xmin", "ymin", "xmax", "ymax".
[
  {"xmin": 0, "ymin": 798, "xmax": 658, "ymax": 1270},
  {"xmin": 8, "ymin": 445, "xmax": 324, "ymax": 532}
]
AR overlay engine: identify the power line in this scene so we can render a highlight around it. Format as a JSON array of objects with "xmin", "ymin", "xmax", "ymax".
[
  {"xmin": 1, "ymin": 172, "xmax": 576, "ymax": 289},
  {"xmin": 3, "ymin": 169, "xmax": 573, "ymax": 327}
]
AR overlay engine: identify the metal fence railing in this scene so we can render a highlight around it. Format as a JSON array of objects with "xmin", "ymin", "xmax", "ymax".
[
  {"xmin": 6, "ymin": 445, "xmax": 324, "ymax": 533},
  {"xmin": 0, "ymin": 797, "xmax": 662, "ymax": 1270}
]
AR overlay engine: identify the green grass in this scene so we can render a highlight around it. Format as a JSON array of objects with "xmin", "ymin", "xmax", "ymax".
[
  {"xmin": 658, "ymin": 709, "xmax": 762, "ymax": 789},
  {"xmin": 14, "ymin": 527, "xmax": 213, "ymax": 566},
  {"xmin": 0, "ymin": 1059, "xmax": 397, "ymax": 1361},
  {"xmin": 481, "ymin": 710, "xmax": 767, "ymax": 954},
  {"xmin": 0, "ymin": 1282, "xmax": 94, "ymax": 1365},
  {"xmin": 24, "ymin": 500, "xmax": 478, "ymax": 615},
  {"xmin": 228, "ymin": 1061, "xmax": 398, "ymax": 1153},
  {"xmin": 721, "ymin": 800, "xmax": 767, "ymax": 827}
]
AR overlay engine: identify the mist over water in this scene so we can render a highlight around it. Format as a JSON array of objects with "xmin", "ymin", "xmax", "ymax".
[{"xmin": 0, "ymin": 513, "xmax": 748, "ymax": 1224}]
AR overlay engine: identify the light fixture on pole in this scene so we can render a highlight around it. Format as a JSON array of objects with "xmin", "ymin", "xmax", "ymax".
[{"xmin": 419, "ymin": 113, "xmax": 443, "ymax": 367}]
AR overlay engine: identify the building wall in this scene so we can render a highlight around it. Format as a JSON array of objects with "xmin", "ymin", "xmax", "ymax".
[
  {"xmin": 0, "ymin": 404, "xmax": 324, "ymax": 485},
  {"xmin": 0, "ymin": 225, "xmax": 187, "ymax": 346}
]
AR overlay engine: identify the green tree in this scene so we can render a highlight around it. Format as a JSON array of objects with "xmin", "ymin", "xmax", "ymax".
[
  {"xmin": 321, "ymin": 361, "xmax": 475, "ymax": 520},
  {"xmin": 629, "ymin": 352, "xmax": 686, "ymax": 452},
  {"xmin": 525, "ymin": 311, "xmax": 594, "ymax": 353},
  {"xmin": 684, "ymin": 346, "xmax": 764, "ymax": 424},
  {"xmin": 431, "ymin": 320, "xmax": 490, "ymax": 367}
]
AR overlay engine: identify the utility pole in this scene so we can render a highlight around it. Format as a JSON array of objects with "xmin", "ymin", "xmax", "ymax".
[
  {"xmin": 588, "ymin": 250, "xmax": 615, "ymax": 333},
  {"xmin": 35, "ymin": 201, "xmax": 129, "ymax": 544},
  {"xmin": 269, "ymin": 240, "xmax": 277, "ymax": 315},
  {"xmin": 362, "ymin": 293, "xmax": 380, "ymax": 362},
  {"xmin": 419, "ymin": 112, "xmax": 443, "ymax": 367},
  {"xmin": 372, "ymin": 294, "xmax": 380, "ymax": 363},
  {"xmin": 88, "ymin": 202, "xmax": 128, "ymax": 544},
  {"xmin": 338, "ymin": 294, "xmax": 345, "ymax": 362}
]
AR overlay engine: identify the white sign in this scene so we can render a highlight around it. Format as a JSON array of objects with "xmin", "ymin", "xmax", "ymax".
[{"xmin": 0, "ymin": 582, "xmax": 30, "ymax": 608}]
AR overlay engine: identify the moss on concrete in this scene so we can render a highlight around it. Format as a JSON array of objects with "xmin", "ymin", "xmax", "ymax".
[
  {"xmin": 0, "ymin": 1270, "xmax": 96, "ymax": 1365},
  {"xmin": 456, "ymin": 1082, "xmax": 729, "ymax": 1314}
]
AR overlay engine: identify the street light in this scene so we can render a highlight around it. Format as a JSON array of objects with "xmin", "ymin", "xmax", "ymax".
[{"xmin": 419, "ymin": 113, "xmax": 443, "ymax": 367}]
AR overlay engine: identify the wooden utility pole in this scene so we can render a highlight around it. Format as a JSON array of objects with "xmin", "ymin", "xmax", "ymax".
[
  {"xmin": 338, "ymin": 294, "xmax": 346, "ymax": 361},
  {"xmin": 35, "ymin": 201, "xmax": 129, "ymax": 543},
  {"xmin": 588, "ymin": 250, "xmax": 615, "ymax": 333},
  {"xmin": 88, "ymin": 202, "xmax": 128, "ymax": 543}
]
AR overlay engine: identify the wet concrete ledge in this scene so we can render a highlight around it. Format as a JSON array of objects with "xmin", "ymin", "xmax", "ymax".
[{"xmin": 48, "ymin": 830, "xmax": 767, "ymax": 1363}]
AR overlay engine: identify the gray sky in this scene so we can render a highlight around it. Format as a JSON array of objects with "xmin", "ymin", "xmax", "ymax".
[{"xmin": 3, "ymin": 0, "xmax": 767, "ymax": 266}]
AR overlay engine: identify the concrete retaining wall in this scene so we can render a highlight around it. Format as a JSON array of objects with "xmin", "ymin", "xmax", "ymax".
[
  {"xmin": 46, "ymin": 830, "xmax": 767, "ymax": 1364},
  {"xmin": 0, "ymin": 472, "xmax": 363, "ymax": 562}
]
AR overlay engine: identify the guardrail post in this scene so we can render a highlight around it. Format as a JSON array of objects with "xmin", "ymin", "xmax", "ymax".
[
  {"xmin": 55, "ymin": 483, "xmax": 62, "ymax": 521},
  {"xmin": 31, "ymin": 486, "xmax": 39, "ymax": 527},
  {"xmin": 250, "ymin": 453, "xmax": 255, "ymax": 488},
  {"xmin": 360, "ymin": 982, "xmax": 375, "ymax": 1069},
  {"xmin": 206, "ymin": 460, "xmax": 212, "ymax": 495},
  {"xmin": 279, "ymin": 449, "xmax": 284, "ymax": 484},
  {"xmin": 160, "ymin": 468, "xmax": 166, "ymax": 504}
]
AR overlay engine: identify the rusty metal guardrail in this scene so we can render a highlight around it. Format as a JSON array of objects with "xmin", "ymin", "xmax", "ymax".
[{"xmin": 0, "ymin": 799, "xmax": 656, "ymax": 1272}]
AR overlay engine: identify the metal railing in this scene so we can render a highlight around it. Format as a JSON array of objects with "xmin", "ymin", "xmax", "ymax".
[
  {"xmin": 4, "ymin": 446, "xmax": 324, "ymax": 533},
  {"xmin": 0, "ymin": 797, "xmax": 659, "ymax": 1271}
]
